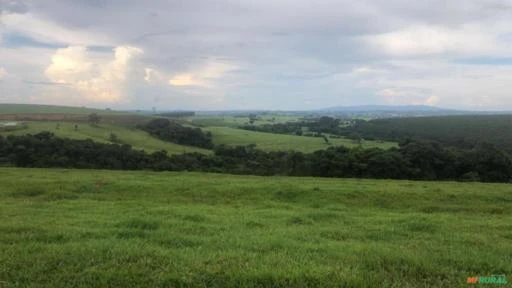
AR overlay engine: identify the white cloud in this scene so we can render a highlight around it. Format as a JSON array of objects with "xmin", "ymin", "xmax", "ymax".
[
  {"xmin": 354, "ymin": 59, "xmax": 512, "ymax": 110},
  {"xmin": 144, "ymin": 68, "xmax": 165, "ymax": 83},
  {"xmin": 45, "ymin": 45, "xmax": 143, "ymax": 103},
  {"xmin": 376, "ymin": 87, "xmax": 438, "ymax": 105},
  {"xmin": 4, "ymin": 1, "xmax": 512, "ymax": 110},
  {"xmin": 44, "ymin": 46, "xmax": 92, "ymax": 83},
  {"xmin": 169, "ymin": 74, "xmax": 203, "ymax": 87},
  {"xmin": 365, "ymin": 24, "xmax": 507, "ymax": 56},
  {"xmin": 142, "ymin": 60, "xmax": 238, "ymax": 89},
  {"xmin": 425, "ymin": 95, "xmax": 440, "ymax": 105},
  {"xmin": 0, "ymin": 67, "xmax": 7, "ymax": 79},
  {"xmin": 168, "ymin": 60, "xmax": 238, "ymax": 88}
]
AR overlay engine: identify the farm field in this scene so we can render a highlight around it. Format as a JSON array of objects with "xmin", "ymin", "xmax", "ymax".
[
  {"xmin": 189, "ymin": 115, "xmax": 302, "ymax": 127},
  {"xmin": 0, "ymin": 104, "xmax": 127, "ymax": 115},
  {"xmin": 0, "ymin": 122, "xmax": 210, "ymax": 154},
  {"xmin": 0, "ymin": 168, "xmax": 510, "ymax": 287},
  {"xmin": 204, "ymin": 126, "xmax": 397, "ymax": 152}
]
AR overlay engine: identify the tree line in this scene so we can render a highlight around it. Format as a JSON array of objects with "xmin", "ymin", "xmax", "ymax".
[
  {"xmin": 1, "ymin": 132, "xmax": 510, "ymax": 183},
  {"xmin": 239, "ymin": 116, "xmax": 345, "ymax": 136},
  {"xmin": 338, "ymin": 115, "xmax": 512, "ymax": 153},
  {"xmin": 138, "ymin": 118, "xmax": 214, "ymax": 149}
]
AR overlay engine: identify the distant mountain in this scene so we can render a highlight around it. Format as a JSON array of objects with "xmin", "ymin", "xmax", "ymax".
[
  {"xmin": 312, "ymin": 105, "xmax": 481, "ymax": 119},
  {"xmin": 320, "ymin": 105, "xmax": 448, "ymax": 112}
]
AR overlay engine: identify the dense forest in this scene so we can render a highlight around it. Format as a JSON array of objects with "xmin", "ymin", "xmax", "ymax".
[
  {"xmin": 139, "ymin": 118, "xmax": 214, "ymax": 149},
  {"xmin": 339, "ymin": 115, "xmax": 512, "ymax": 152},
  {"xmin": 1, "ymin": 133, "xmax": 510, "ymax": 183},
  {"xmin": 240, "ymin": 115, "xmax": 512, "ymax": 152},
  {"xmin": 240, "ymin": 116, "xmax": 343, "ymax": 136}
]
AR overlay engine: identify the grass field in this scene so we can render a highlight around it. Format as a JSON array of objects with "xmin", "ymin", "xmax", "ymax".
[
  {"xmin": 204, "ymin": 126, "xmax": 397, "ymax": 152},
  {"xmin": 189, "ymin": 115, "xmax": 302, "ymax": 128},
  {"xmin": 0, "ymin": 104, "xmax": 127, "ymax": 115},
  {"xmin": 0, "ymin": 121, "xmax": 396, "ymax": 154},
  {"xmin": 0, "ymin": 104, "xmax": 397, "ymax": 153},
  {"xmin": 0, "ymin": 122, "xmax": 210, "ymax": 154},
  {"xmin": 0, "ymin": 168, "xmax": 510, "ymax": 287}
]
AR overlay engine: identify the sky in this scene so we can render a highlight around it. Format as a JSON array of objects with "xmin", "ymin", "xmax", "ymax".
[{"xmin": 1, "ymin": 0, "xmax": 512, "ymax": 111}]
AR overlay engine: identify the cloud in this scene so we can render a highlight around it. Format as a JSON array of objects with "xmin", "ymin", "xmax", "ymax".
[
  {"xmin": 425, "ymin": 95, "xmax": 440, "ymax": 106},
  {"xmin": 0, "ymin": 67, "xmax": 7, "ymax": 79},
  {"xmin": 365, "ymin": 25, "xmax": 504, "ymax": 56},
  {"xmin": 169, "ymin": 74, "xmax": 202, "ymax": 87},
  {"xmin": 1, "ymin": 12, "xmax": 114, "ymax": 46},
  {"xmin": 169, "ymin": 61, "xmax": 237, "ymax": 88},
  {"xmin": 144, "ymin": 68, "xmax": 165, "ymax": 83},
  {"xmin": 142, "ymin": 59, "xmax": 238, "ymax": 89},
  {"xmin": 377, "ymin": 87, "xmax": 439, "ymax": 105},
  {"xmin": 0, "ymin": 0, "xmax": 28, "ymax": 14},
  {"xmin": 44, "ymin": 46, "xmax": 92, "ymax": 83},
  {"xmin": 45, "ymin": 45, "xmax": 143, "ymax": 103},
  {"xmin": 3, "ymin": 0, "xmax": 512, "ymax": 109},
  {"xmin": 358, "ymin": 59, "xmax": 512, "ymax": 110}
]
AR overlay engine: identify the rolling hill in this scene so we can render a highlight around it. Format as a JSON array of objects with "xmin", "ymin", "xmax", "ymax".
[
  {"xmin": 0, "ymin": 122, "xmax": 210, "ymax": 154},
  {"xmin": 0, "ymin": 104, "xmax": 126, "ymax": 115},
  {"xmin": 342, "ymin": 114, "xmax": 512, "ymax": 152},
  {"xmin": 204, "ymin": 126, "xmax": 397, "ymax": 152}
]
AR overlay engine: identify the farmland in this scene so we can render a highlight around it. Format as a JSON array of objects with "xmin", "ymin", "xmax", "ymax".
[
  {"xmin": 204, "ymin": 126, "xmax": 397, "ymax": 152},
  {"xmin": 0, "ymin": 168, "xmax": 510, "ymax": 287},
  {"xmin": 0, "ymin": 121, "xmax": 396, "ymax": 154},
  {"xmin": 0, "ymin": 112, "xmax": 397, "ymax": 154},
  {"xmin": 0, "ymin": 121, "xmax": 209, "ymax": 154},
  {"xmin": 189, "ymin": 115, "xmax": 302, "ymax": 128},
  {"xmin": 0, "ymin": 104, "xmax": 127, "ymax": 115}
]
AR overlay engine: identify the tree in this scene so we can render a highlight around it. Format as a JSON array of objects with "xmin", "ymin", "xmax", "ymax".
[
  {"xmin": 140, "ymin": 118, "xmax": 214, "ymax": 149},
  {"xmin": 473, "ymin": 142, "xmax": 512, "ymax": 182},
  {"xmin": 88, "ymin": 113, "xmax": 101, "ymax": 126},
  {"xmin": 322, "ymin": 135, "xmax": 330, "ymax": 144},
  {"xmin": 109, "ymin": 132, "xmax": 120, "ymax": 143},
  {"xmin": 249, "ymin": 114, "xmax": 258, "ymax": 124}
]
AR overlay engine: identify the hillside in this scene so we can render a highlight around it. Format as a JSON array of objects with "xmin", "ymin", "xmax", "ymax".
[
  {"xmin": 0, "ymin": 121, "xmax": 395, "ymax": 155},
  {"xmin": 204, "ymin": 126, "xmax": 397, "ymax": 152},
  {"xmin": 0, "ymin": 122, "xmax": 210, "ymax": 154},
  {"xmin": 343, "ymin": 115, "xmax": 512, "ymax": 152},
  {"xmin": 0, "ymin": 104, "xmax": 126, "ymax": 115},
  {"xmin": 189, "ymin": 115, "xmax": 302, "ymax": 128},
  {"xmin": 321, "ymin": 105, "xmax": 445, "ymax": 112},
  {"xmin": 0, "ymin": 168, "xmax": 510, "ymax": 287}
]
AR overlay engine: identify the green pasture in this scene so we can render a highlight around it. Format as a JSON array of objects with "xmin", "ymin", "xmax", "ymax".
[
  {"xmin": 189, "ymin": 115, "xmax": 302, "ymax": 127},
  {"xmin": 0, "ymin": 168, "xmax": 510, "ymax": 287},
  {"xmin": 0, "ymin": 122, "xmax": 209, "ymax": 154},
  {"xmin": 0, "ymin": 104, "xmax": 126, "ymax": 115},
  {"xmin": 204, "ymin": 126, "xmax": 397, "ymax": 152}
]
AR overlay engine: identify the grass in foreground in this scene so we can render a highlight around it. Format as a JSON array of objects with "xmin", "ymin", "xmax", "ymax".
[
  {"xmin": 205, "ymin": 126, "xmax": 397, "ymax": 152},
  {"xmin": 0, "ymin": 122, "xmax": 210, "ymax": 154},
  {"xmin": 0, "ymin": 168, "xmax": 510, "ymax": 287}
]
